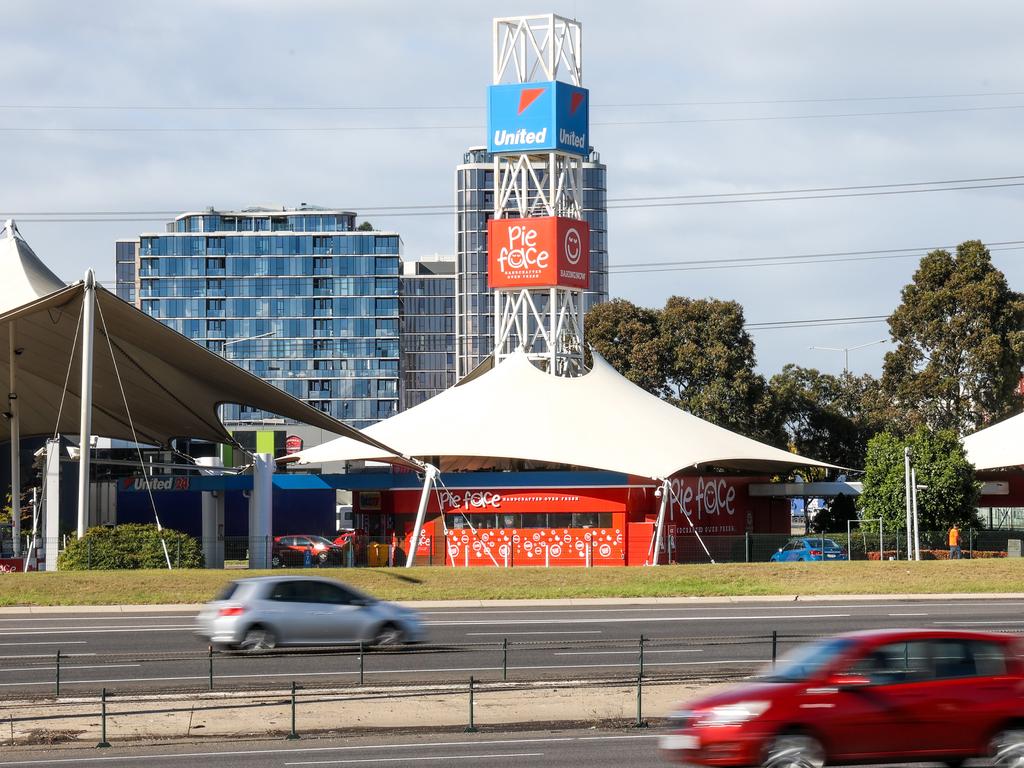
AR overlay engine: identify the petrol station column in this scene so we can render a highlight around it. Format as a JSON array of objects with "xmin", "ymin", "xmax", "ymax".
[{"xmin": 197, "ymin": 456, "xmax": 225, "ymax": 569}]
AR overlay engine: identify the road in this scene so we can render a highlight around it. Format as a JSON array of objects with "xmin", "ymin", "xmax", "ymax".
[
  {"xmin": 0, "ymin": 597, "xmax": 1020, "ymax": 694},
  {"xmin": 0, "ymin": 728, "xmax": 667, "ymax": 767}
]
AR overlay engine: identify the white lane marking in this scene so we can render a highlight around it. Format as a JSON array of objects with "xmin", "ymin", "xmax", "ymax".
[
  {"xmin": 0, "ymin": 734, "xmax": 653, "ymax": 765},
  {"xmin": 466, "ymin": 631, "xmax": 602, "ymax": 636},
  {"xmin": 427, "ymin": 613, "xmax": 850, "ymax": 626},
  {"xmin": 0, "ymin": 641, "xmax": 88, "ymax": 647},
  {"xmin": 0, "ymin": 658, "xmax": 764, "ymax": 688},
  {"xmin": 553, "ymin": 649, "xmax": 703, "ymax": 656},
  {"xmin": 419, "ymin": 601, "xmax": 1024, "ymax": 615},
  {"xmin": 0, "ymin": 616, "xmax": 194, "ymax": 623},
  {"xmin": 933, "ymin": 620, "xmax": 1024, "ymax": 625},
  {"xmin": 888, "ymin": 613, "xmax": 928, "ymax": 616},
  {"xmin": 0, "ymin": 664, "xmax": 140, "ymax": 673},
  {"xmin": 0, "ymin": 626, "xmax": 193, "ymax": 636},
  {"xmin": 286, "ymin": 753, "xmax": 543, "ymax": 766}
]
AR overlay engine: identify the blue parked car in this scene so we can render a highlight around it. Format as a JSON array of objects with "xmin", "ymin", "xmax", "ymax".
[{"xmin": 770, "ymin": 537, "xmax": 847, "ymax": 562}]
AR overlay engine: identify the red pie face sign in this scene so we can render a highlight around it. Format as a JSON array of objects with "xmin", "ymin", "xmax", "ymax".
[{"xmin": 488, "ymin": 216, "xmax": 590, "ymax": 289}]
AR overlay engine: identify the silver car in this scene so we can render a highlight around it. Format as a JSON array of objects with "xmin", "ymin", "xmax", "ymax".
[{"xmin": 194, "ymin": 576, "xmax": 425, "ymax": 651}]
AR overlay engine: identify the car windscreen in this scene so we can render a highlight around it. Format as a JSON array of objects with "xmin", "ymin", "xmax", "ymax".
[
  {"xmin": 757, "ymin": 637, "xmax": 856, "ymax": 682},
  {"xmin": 805, "ymin": 539, "xmax": 841, "ymax": 549},
  {"xmin": 309, "ymin": 536, "xmax": 335, "ymax": 546}
]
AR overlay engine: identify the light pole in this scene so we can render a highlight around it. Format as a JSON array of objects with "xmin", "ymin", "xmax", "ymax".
[{"xmin": 809, "ymin": 339, "xmax": 888, "ymax": 374}]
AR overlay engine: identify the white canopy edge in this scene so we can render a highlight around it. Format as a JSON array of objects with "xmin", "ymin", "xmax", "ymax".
[
  {"xmin": 287, "ymin": 348, "xmax": 835, "ymax": 479},
  {"xmin": 963, "ymin": 411, "xmax": 1024, "ymax": 471}
]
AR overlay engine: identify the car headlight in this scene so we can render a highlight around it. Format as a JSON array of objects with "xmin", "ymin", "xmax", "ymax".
[{"xmin": 694, "ymin": 701, "xmax": 770, "ymax": 727}]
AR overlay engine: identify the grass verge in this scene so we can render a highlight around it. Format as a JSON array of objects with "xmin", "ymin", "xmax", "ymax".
[{"xmin": 1, "ymin": 560, "xmax": 1023, "ymax": 606}]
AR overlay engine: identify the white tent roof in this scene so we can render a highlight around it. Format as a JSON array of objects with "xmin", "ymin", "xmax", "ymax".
[
  {"xmin": 962, "ymin": 411, "xmax": 1024, "ymax": 470},
  {"xmin": 289, "ymin": 349, "xmax": 834, "ymax": 479},
  {"xmin": 0, "ymin": 220, "xmax": 66, "ymax": 313},
  {"xmin": 0, "ymin": 221, "xmax": 400, "ymax": 454}
]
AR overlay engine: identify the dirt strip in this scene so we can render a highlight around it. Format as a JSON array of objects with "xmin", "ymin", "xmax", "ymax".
[{"xmin": 0, "ymin": 678, "xmax": 725, "ymax": 746}]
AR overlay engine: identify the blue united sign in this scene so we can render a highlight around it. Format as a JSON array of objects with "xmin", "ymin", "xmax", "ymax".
[{"xmin": 487, "ymin": 81, "xmax": 589, "ymax": 156}]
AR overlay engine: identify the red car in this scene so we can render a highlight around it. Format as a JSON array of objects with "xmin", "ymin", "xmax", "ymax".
[
  {"xmin": 660, "ymin": 629, "xmax": 1024, "ymax": 768},
  {"xmin": 271, "ymin": 535, "xmax": 344, "ymax": 567}
]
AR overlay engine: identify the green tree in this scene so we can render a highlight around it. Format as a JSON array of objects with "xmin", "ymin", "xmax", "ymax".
[
  {"xmin": 810, "ymin": 493, "xmax": 859, "ymax": 534},
  {"xmin": 881, "ymin": 240, "xmax": 1024, "ymax": 435},
  {"xmin": 770, "ymin": 365, "xmax": 886, "ymax": 468},
  {"xmin": 584, "ymin": 298, "xmax": 667, "ymax": 395},
  {"xmin": 659, "ymin": 296, "xmax": 784, "ymax": 445},
  {"xmin": 356, "ymin": 221, "xmax": 374, "ymax": 231},
  {"xmin": 858, "ymin": 428, "xmax": 980, "ymax": 533}
]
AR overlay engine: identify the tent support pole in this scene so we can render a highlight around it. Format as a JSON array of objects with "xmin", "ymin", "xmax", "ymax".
[
  {"xmin": 9, "ymin": 322, "xmax": 20, "ymax": 556},
  {"xmin": 650, "ymin": 479, "xmax": 670, "ymax": 566},
  {"xmin": 76, "ymin": 270, "xmax": 96, "ymax": 539},
  {"xmin": 406, "ymin": 464, "xmax": 438, "ymax": 568}
]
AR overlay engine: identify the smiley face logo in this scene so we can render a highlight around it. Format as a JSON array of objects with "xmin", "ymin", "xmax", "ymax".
[{"xmin": 564, "ymin": 227, "xmax": 583, "ymax": 265}]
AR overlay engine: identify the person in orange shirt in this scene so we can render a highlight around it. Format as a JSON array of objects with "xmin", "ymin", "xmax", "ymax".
[{"xmin": 948, "ymin": 525, "xmax": 962, "ymax": 560}]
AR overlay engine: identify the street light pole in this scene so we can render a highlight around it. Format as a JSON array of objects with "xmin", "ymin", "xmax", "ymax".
[{"xmin": 809, "ymin": 339, "xmax": 888, "ymax": 374}]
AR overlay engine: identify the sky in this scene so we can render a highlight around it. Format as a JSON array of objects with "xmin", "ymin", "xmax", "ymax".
[{"xmin": 3, "ymin": 0, "xmax": 1023, "ymax": 379}]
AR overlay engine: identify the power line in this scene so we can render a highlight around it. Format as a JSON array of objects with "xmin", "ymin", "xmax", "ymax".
[
  {"xmin": 2, "ymin": 102, "xmax": 1024, "ymax": 133},
  {"xmin": 3, "ymin": 89, "xmax": 1023, "ymax": 111},
  {"xmin": 4, "ymin": 173, "xmax": 1023, "ymax": 223},
  {"xmin": 746, "ymin": 315, "xmax": 890, "ymax": 331}
]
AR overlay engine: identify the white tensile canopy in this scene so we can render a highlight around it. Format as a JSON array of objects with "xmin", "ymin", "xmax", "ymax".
[
  {"xmin": 0, "ymin": 220, "xmax": 395, "ymax": 450},
  {"xmin": 963, "ymin": 411, "xmax": 1024, "ymax": 471},
  {"xmin": 289, "ymin": 348, "xmax": 833, "ymax": 477}
]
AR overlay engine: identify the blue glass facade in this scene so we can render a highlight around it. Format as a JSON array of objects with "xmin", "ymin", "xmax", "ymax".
[
  {"xmin": 400, "ymin": 256, "xmax": 456, "ymax": 409},
  {"xmin": 121, "ymin": 208, "xmax": 401, "ymax": 429}
]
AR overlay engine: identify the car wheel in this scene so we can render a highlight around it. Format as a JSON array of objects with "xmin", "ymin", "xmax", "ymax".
[
  {"xmin": 372, "ymin": 622, "xmax": 403, "ymax": 647},
  {"xmin": 991, "ymin": 728, "xmax": 1024, "ymax": 768},
  {"xmin": 762, "ymin": 733, "xmax": 825, "ymax": 768},
  {"xmin": 238, "ymin": 625, "xmax": 277, "ymax": 652},
  {"xmin": 271, "ymin": 554, "xmax": 282, "ymax": 568}
]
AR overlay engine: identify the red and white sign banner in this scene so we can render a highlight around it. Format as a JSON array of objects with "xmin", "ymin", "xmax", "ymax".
[
  {"xmin": 445, "ymin": 527, "xmax": 624, "ymax": 566},
  {"xmin": 392, "ymin": 487, "xmax": 624, "ymax": 515},
  {"xmin": 0, "ymin": 558, "xmax": 26, "ymax": 573},
  {"xmin": 285, "ymin": 435, "xmax": 304, "ymax": 455},
  {"xmin": 487, "ymin": 216, "xmax": 590, "ymax": 289}
]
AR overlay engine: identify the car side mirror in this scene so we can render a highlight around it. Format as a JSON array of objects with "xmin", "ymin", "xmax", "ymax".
[{"xmin": 827, "ymin": 673, "xmax": 870, "ymax": 690}]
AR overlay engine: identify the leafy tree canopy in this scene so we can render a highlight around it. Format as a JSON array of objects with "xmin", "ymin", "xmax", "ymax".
[
  {"xmin": 881, "ymin": 240, "xmax": 1024, "ymax": 435},
  {"xmin": 356, "ymin": 221, "xmax": 374, "ymax": 231},
  {"xmin": 585, "ymin": 296, "xmax": 784, "ymax": 445},
  {"xmin": 770, "ymin": 364, "xmax": 886, "ymax": 469},
  {"xmin": 858, "ymin": 427, "xmax": 980, "ymax": 533},
  {"xmin": 811, "ymin": 493, "xmax": 859, "ymax": 534}
]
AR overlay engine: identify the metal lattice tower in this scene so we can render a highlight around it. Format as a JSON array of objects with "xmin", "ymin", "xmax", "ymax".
[{"xmin": 490, "ymin": 14, "xmax": 588, "ymax": 376}]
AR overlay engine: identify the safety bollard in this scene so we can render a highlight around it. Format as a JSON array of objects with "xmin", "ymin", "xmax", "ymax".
[
  {"xmin": 633, "ymin": 673, "xmax": 648, "ymax": 728},
  {"xmin": 96, "ymin": 688, "xmax": 111, "ymax": 748},
  {"xmin": 771, "ymin": 631, "xmax": 778, "ymax": 669},
  {"xmin": 286, "ymin": 681, "xmax": 300, "ymax": 740},
  {"xmin": 502, "ymin": 637, "xmax": 508, "ymax": 681},
  {"xmin": 55, "ymin": 649, "xmax": 61, "ymax": 698},
  {"xmin": 466, "ymin": 676, "xmax": 478, "ymax": 732},
  {"xmin": 208, "ymin": 645, "xmax": 214, "ymax": 690},
  {"xmin": 358, "ymin": 641, "xmax": 365, "ymax": 685},
  {"xmin": 639, "ymin": 634, "xmax": 646, "ymax": 678}
]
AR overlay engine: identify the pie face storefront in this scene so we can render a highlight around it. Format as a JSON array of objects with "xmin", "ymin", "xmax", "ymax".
[{"xmin": 350, "ymin": 472, "xmax": 791, "ymax": 566}]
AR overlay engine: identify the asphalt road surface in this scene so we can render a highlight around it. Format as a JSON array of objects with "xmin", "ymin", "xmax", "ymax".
[
  {"xmin": 0, "ymin": 597, "xmax": 1021, "ymax": 694},
  {"xmin": 0, "ymin": 728, "xmax": 667, "ymax": 768}
]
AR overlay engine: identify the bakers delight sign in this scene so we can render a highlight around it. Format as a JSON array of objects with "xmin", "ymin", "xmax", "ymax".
[{"xmin": 487, "ymin": 216, "xmax": 590, "ymax": 289}]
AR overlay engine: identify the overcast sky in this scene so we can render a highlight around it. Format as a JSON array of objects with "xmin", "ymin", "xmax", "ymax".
[{"xmin": 3, "ymin": 0, "xmax": 1022, "ymax": 378}]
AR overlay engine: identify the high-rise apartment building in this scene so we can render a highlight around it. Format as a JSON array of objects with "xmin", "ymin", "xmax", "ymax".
[
  {"xmin": 454, "ymin": 146, "xmax": 608, "ymax": 378},
  {"xmin": 117, "ymin": 206, "xmax": 401, "ymax": 433},
  {"xmin": 399, "ymin": 254, "xmax": 456, "ymax": 410}
]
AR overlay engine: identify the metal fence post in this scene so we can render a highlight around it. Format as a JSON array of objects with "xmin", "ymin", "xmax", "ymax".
[
  {"xmin": 96, "ymin": 688, "xmax": 111, "ymax": 748},
  {"xmin": 745, "ymin": 532, "xmax": 751, "ymax": 563},
  {"xmin": 55, "ymin": 649, "xmax": 61, "ymax": 697},
  {"xmin": 502, "ymin": 637, "xmax": 508, "ymax": 681},
  {"xmin": 970, "ymin": 528, "xmax": 974, "ymax": 559},
  {"xmin": 466, "ymin": 676, "xmax": 478, "ymax": 733},
  {"xmin": 358, "ymin": 641, "xmax": 365, "ymax": 685},
  {"xmin": 633, "ymin": 673, "xmax": 648, "ymax": 728},
  {"xmin": 639, "ymin": 634, "xmax": 646, "ymax": 678},
  {"xmin": 176, "ymin": 539, "xmax": 181, "ymax": 568},
  {"xmin": 208, "ymin": 645, "xmax": 214, "ymax": 690},
  {"xmin": 87, "ymin": 538, "xmax": 91, "ymax": 570},
  {"xmin": 771, "ymin": 631, "xmax": 778, "ymax": 669},
  {"xmin": 287, "ymin": 681, "xmax": 300, "ymax": 740}
]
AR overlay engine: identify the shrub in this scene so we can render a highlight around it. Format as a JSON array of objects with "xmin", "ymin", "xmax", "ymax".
[{"xmin": 58, "ymin": 524, "xmax": 204, "ymax": 570}]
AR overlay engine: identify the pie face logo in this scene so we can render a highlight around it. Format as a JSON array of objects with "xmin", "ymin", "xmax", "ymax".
[{"xmin": 488, "ymin": 217, "xmax": 590, "ymax": 289}]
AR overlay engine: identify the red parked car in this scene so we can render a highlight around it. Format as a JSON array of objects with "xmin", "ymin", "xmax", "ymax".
[
  {"xmin": 271, "ymin": 535, "xmax": 344, "ymax": 567},
  {"xmin": 660, "ymin": 629, "xmax": 1024, "ymax": 768}
]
